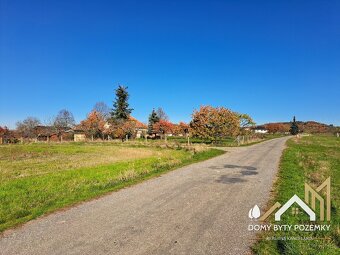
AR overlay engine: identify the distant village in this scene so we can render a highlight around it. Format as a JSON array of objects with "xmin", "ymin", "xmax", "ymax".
[{"xmin": 0, "ymin": 86, "xmax": 338, "ymax": 144}]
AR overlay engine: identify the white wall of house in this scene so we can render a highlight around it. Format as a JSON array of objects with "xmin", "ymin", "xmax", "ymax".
[{"xmin": 254, "ymin": 129, "xmax": 268, "ymax": 134}]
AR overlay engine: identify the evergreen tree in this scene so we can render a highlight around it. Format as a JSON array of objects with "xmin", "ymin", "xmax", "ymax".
[
  {"xmin": 111, "ymin": 85, "xmax": 133, "ymax": 121},
  {"xmin": 148, "ymin": 109, "xmax": 160, "ymax": 134},
  {"xmin": 290, "ymin": 116, "xmax": 299, "ymax": 135}
]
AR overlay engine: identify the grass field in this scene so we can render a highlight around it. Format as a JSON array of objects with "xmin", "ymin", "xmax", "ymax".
[
  {"xmin": 167, "ymin": 133, "xmax": 286, "ymax": 146},
  {"xmin": 253, "ymin": 135, "xmax": 340, "ymax": 255},
  {"xmin": 0, "ymin": 142, "xmax": 224, "ymax": 232}
]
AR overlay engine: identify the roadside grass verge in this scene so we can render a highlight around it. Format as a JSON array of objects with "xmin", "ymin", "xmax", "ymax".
[
  {"xmin": 0, "ymin": 143, "xmax": 224, "ymax": 232},
  {"xmin": 167, "ymin": 133, "xmax": 287, "ymax": 147},
  {"xmin": 252, "ymin": 135, "xmax": 340, "ymax": 255}
]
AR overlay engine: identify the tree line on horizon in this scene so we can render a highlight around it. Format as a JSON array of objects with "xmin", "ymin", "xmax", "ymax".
[{"xmin": 6, "ymin": 85, "xmax": 328, "ymax": 143}]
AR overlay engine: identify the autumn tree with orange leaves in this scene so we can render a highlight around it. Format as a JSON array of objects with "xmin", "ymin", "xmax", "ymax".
[
  {"xmin": 264, "ymin": 123, "xmax": 289, "ymax": 133},
  {"xmin": 105, "ymin": 119, "xmax": 137, "ymax": 140},
  {"xmin": 79, "ymin": 111, "xmax": 106, "ymax": 140},
  {"xmin": 153, "ymin": 120, "xmax": 174, "ymax": 138},
  {"xmin": 190, "ymin": 106, "xmax": 240, "ymax": 141},
  {"xmin": 173, "ymin": 122, "xmax": 190, "ymax": 136}
]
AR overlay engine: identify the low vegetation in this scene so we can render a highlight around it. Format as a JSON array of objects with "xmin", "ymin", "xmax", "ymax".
[
  {"xmin": 0, "ymin": 142, "xmax": 224, "ymax": 232},
  {"xmin": 253, "ymin": 135, "xmax": 340, "ymax": 255},
  {"xmin": 168, "ymin": 133, "xmax": 286, "ymax": 146}
]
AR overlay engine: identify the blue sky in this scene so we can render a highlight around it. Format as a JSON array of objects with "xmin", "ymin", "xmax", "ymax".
[{"xmin": 1, "ymin": 0, "xmax": 339, "ymax": 128}]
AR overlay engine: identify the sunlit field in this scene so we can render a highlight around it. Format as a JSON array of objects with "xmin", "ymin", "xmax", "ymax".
[{"xmin": 0, "ymin": 142, "xmax": 223, "ymax": 232}]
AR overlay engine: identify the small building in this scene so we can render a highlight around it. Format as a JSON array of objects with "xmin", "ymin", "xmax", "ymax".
[
  {"xmin": 253, "ymin": 125, "xmax": 268, "ymax": 134},
  {"xmin": 74, "ymin": 130, "xmax": 86, "ymax": 142},
  {"xmin": 34, "ymin": 126, "xmax": 59, "ymax": 142}
]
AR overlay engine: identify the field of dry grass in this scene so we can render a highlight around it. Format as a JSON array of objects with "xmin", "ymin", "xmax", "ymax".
[{"xmin": 0, "ymin": 143, "xmax": 162, "ymax": 181}]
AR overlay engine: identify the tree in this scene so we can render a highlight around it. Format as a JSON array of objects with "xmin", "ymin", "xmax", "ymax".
[
  {"xmin": 0, "ymin": 126, "xmax": 7, "ymax": 134},
  {"xmin": 16, "ymin": 117, "xmax": 41, "ymax": 138},
  {"xmin": 153, "ymin": 120, "xmax": 174, "ymax": 138},
  {"xmin": 0, "ymin": 126, "xmax": 9, "ymax": 136},
  {"xmin": 53, "ymin": 109, "xmax": 75, "ymax": 128},
  {"xmin": 148, "ymin": 109, "xmax": 160, "ymax": 134},
  {"xmin": 53, "ymin": 109, "xmax": 75, "ymax": 141},
  {"xmin": 290, "ymin": 116, "xmax": 299, "ymax": 135},
  {"xmin": 238, "ymin": 113, "xmax": 255, "ymax": 128},
  {"xmin": 156, "ymin": 107, "xmax": 169, "ymax": 121},
  {"xmin": 173, "ymin": 122, "xmax": 190, "ymax": 136},
  {"xmin": 190, "ymin": 106, "xmax": 240, "ymax": 141},
  {"xmin": 238, "ymin": 113, "xmax": 255, "ymax": 135},
  {"xmin": 79, "ymin": 111, "xmax": 106, "ymax": 141},
  {"xmin": 0, "ymin": 126, "xmax": 11, "ymax": 143},
  {"xmin": 111, "ymin": 85, "xmax": 133, "ymax": 121},
  {"xmin": 92, "ymin": 102, "xmax": 110, "ymax": 120},
  {"xmin": 105, "ymin": 119, "xmax": 137, "ymax": 141}
]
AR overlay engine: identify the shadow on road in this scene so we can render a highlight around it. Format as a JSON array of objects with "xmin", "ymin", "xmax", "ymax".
[
  {"xmin": 240, "ymin": 170, "xmax": 258, "ymax": 176},
  {"xmin": 215, "ymin": 176, "xmax": 247, "ymax": 184},
  {"xmin": 209, "ymin": 164, "xmax": 257, "ymax": 171},
  {"xmin": 223, "ymin": 164, "xmax": 257, "ymax": 170},
  {"xmin": 213, "ymin": 164, "xmax": 258, "ymax": 183}
]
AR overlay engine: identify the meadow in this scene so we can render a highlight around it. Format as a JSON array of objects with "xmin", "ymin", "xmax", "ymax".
[
  {"xmin": 167, "ymin": 133, "xmax": 286, "ymax": 146},
  {"xmin": 0, "ymin": 142, "xmax": 223, "ymax": 232},
  {"xmin": 253, "ymin": 135, "xmax": 340, "ymax": 255}
]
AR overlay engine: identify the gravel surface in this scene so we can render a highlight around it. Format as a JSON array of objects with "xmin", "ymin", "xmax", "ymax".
[{"xmin": 0, "ymin": 137, "xmax": 290, "ymax": 255}]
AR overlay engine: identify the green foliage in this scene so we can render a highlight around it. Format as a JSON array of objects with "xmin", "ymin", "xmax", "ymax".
[
  {"xmin": 148, "ymin": 109, "xmax": 160, "ymax": 134},
  {"xmin": 111, "ymin": 85, "xmax": 133, "ymax": 121},
  {"xmin": 290, "ymin": 116, "xmax": 299, "ymax": 135}
]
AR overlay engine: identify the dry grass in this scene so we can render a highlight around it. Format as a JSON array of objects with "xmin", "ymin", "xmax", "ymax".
[{"xmin": 0, "ymin": 144, "xmax": 160, "ymax": 181}]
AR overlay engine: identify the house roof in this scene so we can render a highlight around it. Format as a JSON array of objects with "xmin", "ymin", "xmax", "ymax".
[{"xmin": 129, "ymin": 116, "xmax": 147, "ymax": 129}]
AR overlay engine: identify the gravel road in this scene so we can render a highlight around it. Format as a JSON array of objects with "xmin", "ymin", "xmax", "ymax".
[{"xmin": 0, "ymin": 137, "xmax": 290, "ymax": 255}]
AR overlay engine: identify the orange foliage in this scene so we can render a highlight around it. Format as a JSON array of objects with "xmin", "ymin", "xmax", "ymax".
[
  {"xmin": 153, "ymin": 120, "xmax": 174, "ymax": 134},
  {"xmin": 79, "ymin": 111, "xmax": 106, "ymax": 138},
  {"xmin": 190, "ymin": 106, "xmax": 240, "ymax": 140}
]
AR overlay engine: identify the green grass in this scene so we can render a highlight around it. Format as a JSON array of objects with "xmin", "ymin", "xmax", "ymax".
[
  {"xmin": 252, "ymin": 135, "xmax": 340, "ymax": 255},
  {"xmin": 167, "ymin": 133, "xmax": 287, "ymax": 147},
  {"xmin": 0, "ymin": 143, "xmax": 224, "ymax": 232}
]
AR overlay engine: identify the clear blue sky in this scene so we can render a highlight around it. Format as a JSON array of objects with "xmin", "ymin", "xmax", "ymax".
[{"xmin": 1, "ymin": 0, "xmax": 339, "ymax": 128}]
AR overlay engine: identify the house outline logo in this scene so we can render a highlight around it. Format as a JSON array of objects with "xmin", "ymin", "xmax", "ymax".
[
  {"xmin": 258, "ymin": 177, "xmax": 331, "ymax": 222},
  {"xmin": 274, "ymin": 195, "xmax": 315, "ymax": 221}
]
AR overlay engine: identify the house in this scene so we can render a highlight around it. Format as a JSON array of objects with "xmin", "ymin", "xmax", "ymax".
[
  {"xmin": 252, "ymin": 125, "xmax": 268, "ymax": 134},
  {"xmin": 34, "ymin": 126, "xmax": 58, "ymax": 142},
  {"xmin": 131, "ymin": 117, "xmax": 147, "ymax": 139},
  {"xmin": 33, "ymin": 126, "xmax": 74, "ymax": 142}
]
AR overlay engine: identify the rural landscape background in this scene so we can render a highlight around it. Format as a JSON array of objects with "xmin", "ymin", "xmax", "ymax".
[{"xmin": 1, "ymin": 0, "xmax": 339, "ymax": 255}]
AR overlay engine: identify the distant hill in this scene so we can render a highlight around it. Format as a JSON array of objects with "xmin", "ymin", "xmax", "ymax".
[{"xmin": 258, "ymin": 121, "xmax": 339, "ymax": 134}]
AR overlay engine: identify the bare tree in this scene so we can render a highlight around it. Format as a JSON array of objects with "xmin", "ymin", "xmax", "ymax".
[
  {"xmin": 53, "ymin": 109, "xmax": 75, "ymax": 141},
  {"xmin": 16, "ymin": 117, "xmax": 41, "ymax": 139},
  {"xmin": 53, "ymin": 109, "xmax": 75, "ymax": 128},
  {"xmin": 156, "ymin": 107, "xmax": 169, "ymax": 121},
  {"xmin": 92, "ymin": 102, "xmax": 110, "ymax": 120}
]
